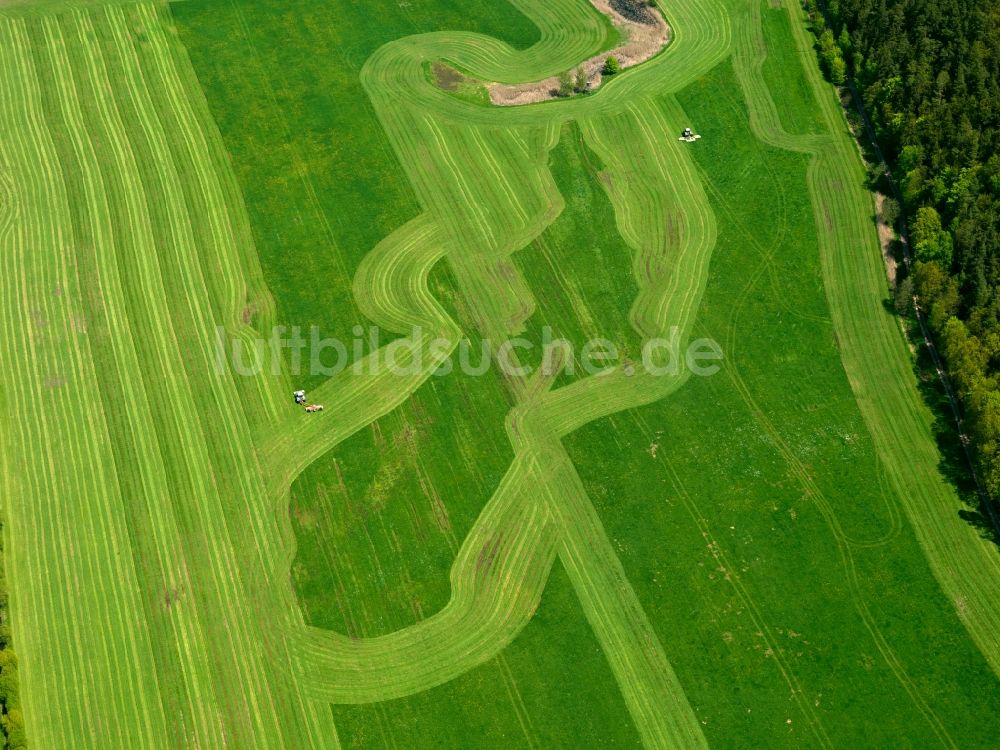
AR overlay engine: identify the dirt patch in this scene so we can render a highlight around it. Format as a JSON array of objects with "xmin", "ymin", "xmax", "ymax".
[
  {"xmin": 432, "ymin": 61, "xmax": 491, "ymax": 105},
  {"xmin": 954, "ymin": 596, "xmax": 968, "ymax": 619},
  {"xmin": 432, "ymin": 61, "xmax": 464, "ymax": 92},
  {"xmin": 488, "ymin": 0, "xmax": 671, "ymax": 106},
  {"xmin": 874, "ymin": 192, "xmax": 898, "ymax": 286},
  {"xmin": 163, "ymin": 585, "xmax": 184, "ymax": 610},
  {"xmin": 609, "ymin": 0, "xmax": 655, "ymax": 24},
  {"xmin": 476, "ymin": 534, "xmax": 503, "ymax": 576}
]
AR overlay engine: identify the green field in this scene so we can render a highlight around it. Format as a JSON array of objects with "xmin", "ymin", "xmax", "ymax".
[{"xmin": 0, "ymin": 0, "xmax": 997, "ymax": 748}]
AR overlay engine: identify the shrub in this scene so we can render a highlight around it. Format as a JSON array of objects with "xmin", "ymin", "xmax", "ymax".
[{"xmin": 557, "ymin": 70, "xmax": 573, "ymax": 97}]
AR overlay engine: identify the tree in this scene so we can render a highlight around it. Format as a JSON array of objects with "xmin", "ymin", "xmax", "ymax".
[
  {"xmin": 914, "ymin": 260, "xmax": 948, "ymax": 302},
  {"xmin": 829, "ymin": 54, "xmax": 847, "ymax": 85},
  {"xmin": 941, "ymin": 317, "xmax": 988, "ymax": 398},
  {"xmin": 967, "ymin": 383, "xmax": 1000, "ymax": 495},
  {"xmin": 893, "ymin": 275, "xmax": 914, "ymax": 316},
  {"xmin": 816, "ymin": 29, "xmax": 847, "ymax": 84},
  {"xmin": 557, "ymin": 70, "xmax": 573, "ymax": 97},
  {"xmin": 602, "ymin": 56, "xmax": 620, "ymax": 76},
  {"xmin": 898, "ymin": 144, "xmax": 922, "ymax": 175},
  {"xmin": 930, "ymin": 281, "xmax": 961, "ymax": 332},
  {"xmin": 838, "ymin": 28, "xmax": 852, "ymax": 58},
  {"xmin": 912, "ymin": 206, "xmax": 954, "ymax": 267},
  {"xmin": 1, "ymin": 708, "xmax": 26, "ymax": 750},
  {"xmin": 881, "ymin": 196, "xmax": 901, "ymax": 228},
  {"xmin": 817, "ymin": 0, "xmax": 1000, "ymax": 504},
  {"xmin": 574, "ymin": 67, "xmax": 588, "ymax": 93},
  {"xmin": 914, "ymin": 260, "xmax": 960, "ymax": 331}
]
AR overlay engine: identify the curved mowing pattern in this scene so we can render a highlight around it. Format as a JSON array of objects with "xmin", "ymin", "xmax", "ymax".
[
  {"xmin": 0, "ymin": 0, "xmax": 728, "ymax": 747},
  {"xmin": 267, "ymin": 2, "xmax": 729, "ymax": 745},
  {"xmin": 2, "ymin": 0, "xmax": 995, "ymax": 748}
]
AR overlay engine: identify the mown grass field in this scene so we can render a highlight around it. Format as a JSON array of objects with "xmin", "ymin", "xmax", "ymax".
[
  {"xmin": 0, "ymin": 0, "xmax": 997, "ymax": 748},
  {"xmin": 569, "ymin": 36, "xmax": 1000, "ymax": 750}
]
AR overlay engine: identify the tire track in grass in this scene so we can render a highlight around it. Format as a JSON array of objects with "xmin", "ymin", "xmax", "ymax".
[
  {"xmin": 285, "ymin": 84, "xmax": 720, "ymax": 746},
  {"xmin": 104, "ymin": 5, "xmax": 340, "ymax": 745},
  {"xmin": 4, "ymin": 22, "xmax": 141, "ymax": 748},
  {"xmin": 82, "ymin": 7, "xmax": 262, "ymax": 740},
  {"xmin": 95, "ymin": 10, "xmax": 282, "ymax": 743},
  {"xmin": 629, "ymin": 406, "xmax": 836, "ymax": 748},
  {"xmin": 686, "ymin": 88, "xmax": 904, "ymax": 549},
  {"xmin": 293, "ymin": 452, "xmax": 561, "ymax": 703},
  {"xmin": 68, "ymin": 9, "xmax": 242, "ymax": 741},
  {"xmin": 38, "ymin": 16, "xmax": 206, "ymax": 745}
]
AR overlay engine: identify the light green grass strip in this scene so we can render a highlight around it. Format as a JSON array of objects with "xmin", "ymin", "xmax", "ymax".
[
  {"xmin": 0, "ymin": 17, "xmax": 170, "ymax": 748},
  {"xmin": 0, "ymin": 5, "xmax": 338, "ymax": 747}
]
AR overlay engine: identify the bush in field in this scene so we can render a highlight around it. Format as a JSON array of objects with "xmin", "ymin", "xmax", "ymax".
[
  {"xmin": 893, "ymin": 275, "xmax": 914, "ymax": 316},
  {"xmin": 881, "ymin": 196, "xmax": 901, "ymax": 229},
  {"xmin": 602, "ymin": 56, "xmax": 620, "ymax": 76},
  {"xmin": 558, "ymin": 70, "xmax": 574, "ymax": 97}
]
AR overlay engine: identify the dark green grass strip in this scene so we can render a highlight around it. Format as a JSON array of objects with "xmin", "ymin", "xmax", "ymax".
[
  {"xmin": 515, "ymin": 121, "xmax": 645, "ymax": 383},
  {"xmin": 758, "ymin": 2, "xmax": 826, "ymax": 136}
]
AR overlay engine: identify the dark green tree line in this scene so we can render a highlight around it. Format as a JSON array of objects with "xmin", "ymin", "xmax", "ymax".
[{"xmin": 0, "ymin": 522, "xmax": 25, "ymax": 749}]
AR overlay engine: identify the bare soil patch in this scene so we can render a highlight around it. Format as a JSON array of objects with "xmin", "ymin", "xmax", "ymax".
[
  {"xmin": 433, "ymin": 62, "xmax": 464, "ymax": 91},
  {"xmin": 487, "ymin": 0, "xmax": 671, "ymax": 106},
  {"xmin": 609, "ymin": 0, "xmax": 655, "ymax": 24},
  {"xmin": 875, "ymin": 192, "xmax": 898, "ymax": 285}
]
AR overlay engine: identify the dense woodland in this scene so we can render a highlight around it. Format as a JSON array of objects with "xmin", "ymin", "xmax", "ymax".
[
  {"xmin": 0, "ymin": 523, "xmax": 25, "ymax": 749},
  {"xmin": 804, "ymin": 0, "xmax": 1000, "ymax": 498}
]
